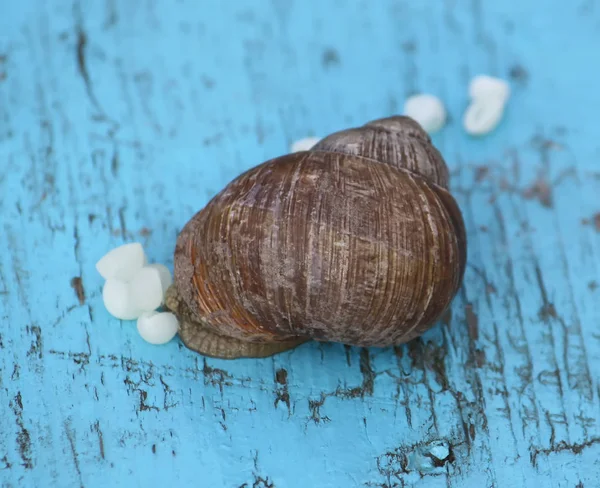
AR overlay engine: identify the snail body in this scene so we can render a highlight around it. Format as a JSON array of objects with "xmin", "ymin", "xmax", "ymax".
[{"xmin": 166, "ymin": 116, "xmax": 466, "ymax": 359}]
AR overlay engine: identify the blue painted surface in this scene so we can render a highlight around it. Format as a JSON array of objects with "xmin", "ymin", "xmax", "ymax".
[{"xmin": 1, "ymin": 1, "xmax": 599, "ymax": 487}]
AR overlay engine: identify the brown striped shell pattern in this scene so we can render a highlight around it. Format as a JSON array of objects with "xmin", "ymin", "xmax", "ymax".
[{"xmin": 165, "ymin": 116, "xmax": 467, "ymax": 359}]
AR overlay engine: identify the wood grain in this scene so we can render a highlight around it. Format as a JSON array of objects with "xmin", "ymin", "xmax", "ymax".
[{"xmin": 1, "ymin": 1, "xmax": 599, "ymax": 487}]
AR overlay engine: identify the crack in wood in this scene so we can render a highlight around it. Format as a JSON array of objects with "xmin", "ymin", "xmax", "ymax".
[
  {"xmin": 374, "ymin": 438, "xmax": 458, "ymax": 486},
  {"xmin": 307, "ymin": 394, "xmax": 330, "ymax": 425},
  {"xmin": 91, "ymin": 421, "xmax": 105, "ymax": 460},
  {"xmin": 0, "ymin": 455, "xmax": 11, "ymax": 470},
  {"xmin": 237, "ymin": 451, "xmax": 275, "ymax": 488},
  {"xmin": 25, "ymin": 325, "xmax": 42, "ymax": 359},
  {"xmin": 530, "ymin": 437, "xmax": 600, "ymax": 467},
  {"xmin": 64, "ymin": 421, "xmax": 84, "ymax": 488},
  {"xmin": 274, "ymin": 368, "xmax": 290, "ymax": 412},
  {"xmin": 9, "ymin": 392, "xmax": 32, "ymax": 470},
  {"xmin": 70, "ymin": 277, "xmax": 86, "ymax": 305}
]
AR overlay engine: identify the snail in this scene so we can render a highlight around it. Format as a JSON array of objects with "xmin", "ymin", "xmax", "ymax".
[{"xmin": 165, "ymin": 116, "xmax": 467, "ymax": 359}]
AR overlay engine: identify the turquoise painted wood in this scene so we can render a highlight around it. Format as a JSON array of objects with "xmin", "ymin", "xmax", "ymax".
[{"xmin": 1, "ymin": 1, "xmax": 599, "ymax": 487}]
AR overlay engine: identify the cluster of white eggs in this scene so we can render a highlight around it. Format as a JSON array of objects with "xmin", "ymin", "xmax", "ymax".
[
  {"xmin": 287, "ymin": 74, "xmax": 508, "ymax": 144},
  {"xmin": 290, "ymin": 75, "xmax": 509, "ymax": 152},
  {"xmin": 96, "ymin": 243, "xmax": 179, "ymax": 345},
  {"xmin": 403, "ymin": 74, "xmax": 510, "ymax": 136}
]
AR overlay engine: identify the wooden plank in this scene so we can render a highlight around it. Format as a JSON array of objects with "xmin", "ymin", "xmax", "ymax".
[{"xmin": 1, "ymin": 1, "xmax": 599, "ymax": 487}]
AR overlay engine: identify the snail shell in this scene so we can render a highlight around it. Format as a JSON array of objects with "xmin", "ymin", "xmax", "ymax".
[{"xmin": 167, "ymin": 116, "xmax": 467, "ymax": 359}]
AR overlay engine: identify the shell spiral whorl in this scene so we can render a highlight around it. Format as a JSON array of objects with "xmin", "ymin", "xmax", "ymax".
[
  {"xmin": 312, "ymin": 116, "xmax": 449, "ymax": 188},
  {"xmin": 170, "ymin": 115, "xmax": 467, "ymax": 359}
]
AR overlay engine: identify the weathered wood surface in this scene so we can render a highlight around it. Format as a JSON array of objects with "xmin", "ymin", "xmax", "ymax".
[{"xmin": 1, "ymin": 1, "xmax": 599, "ymax": 487}]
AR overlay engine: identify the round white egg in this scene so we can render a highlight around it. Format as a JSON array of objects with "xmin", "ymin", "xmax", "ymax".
[
  {"xmin": 102, "ymin": 279, "xmax": 142, "ymax": 320},
  {"xmin": 96, "ymin": 242, "xmax": 146, "ymax": 281},
  {"xmin": 130, "ymin": 267, "xmax": 164, "ymax": 312},
  {"xmin": 469, "ymin": 75, "xmax": 510, "ymax": 103},
  {"xmin": 403, "ymin": 94, "xmax": 446, "ymax": 134},
  {"xmin": 463, "ymin": 97, "xmax": 506, "ymax": 136},
  {"xmin": 146, "ymin": 263, "xmax": 173, "ymax": 293},
  {"xmin": 137, "ymin": 312, "xmax": 179, "ymax": 345},
  {"xmin": 290, "ymin": 137, "xmax": 321, "ymax": 153}
]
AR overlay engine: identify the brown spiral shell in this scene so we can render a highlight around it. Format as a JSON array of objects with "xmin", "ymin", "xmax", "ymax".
[{"xmin": 171, "ymin": 116, "xmax": 467, "ymax": 358}]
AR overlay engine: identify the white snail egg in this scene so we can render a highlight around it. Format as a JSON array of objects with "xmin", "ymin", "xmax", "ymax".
[
  {"xmin": 137, "ymin": 311, "xmax": 179, "ymax": 345},
  {"xmin": 130, "ymin": 266, "xmax": 165, "ymax": 312},
  {"xmin": 469, "ymin": 75, "xmax": 510, "ymax": 103},
  {"xmin": 290, "ymin": 137, "xmax": 321, "ymax": 153},
  {"xmin": 102, "ymin": 279, "xmax": 143, "ymax": 320},
  {"xmin": 463, "ymin": 96, "xmax": 506, "ymax": 136},
  {"xmin": 145, "ymin": 263, "xmax": 173, "ymax": 294},
  {"xmin": 96, "ymin": 242, "xmax": 146, "ymax": 281},
  {"xmin": 403, "ymin": 94, "xmax": 446, "ymax": 134}
]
